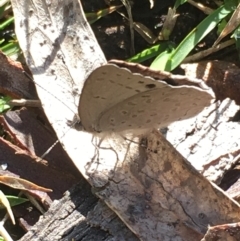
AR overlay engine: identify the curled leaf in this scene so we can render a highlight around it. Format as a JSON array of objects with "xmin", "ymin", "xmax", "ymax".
[{"xmin": 0, "ymin": 176, "xmax": 52, "ymax": 193}]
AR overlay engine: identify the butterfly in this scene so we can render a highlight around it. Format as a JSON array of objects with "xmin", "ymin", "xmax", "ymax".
[{"xmin": 79, "ymin": 61, "xmax": 215, "ymax": 134}]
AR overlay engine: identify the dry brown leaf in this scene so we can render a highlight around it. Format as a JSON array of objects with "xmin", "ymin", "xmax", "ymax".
[
  {"xmin": 0, "ymin": 133, "xmax": 79, "ymax": 202},
  {"xmin": 202, "ymin": 222, "xmax": 240, "ymax": 241},
  {"xmin": 158, "ymin": 7, "xmax": 178, "ymax": 40},
  {"xmin": 0, "ymin": 51, "xmax": 37, "ymax": 99},
  {"xmin": 0, "ymin": 176, "xmax": 52, "ymax": 193},
  {"xmin": 213, "ymin": 3, "xmax": 240, "ymax": 46}
]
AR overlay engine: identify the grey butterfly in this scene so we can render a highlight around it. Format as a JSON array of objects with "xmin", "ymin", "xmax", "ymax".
[{"xmin": 79, "ymin": 64, "xmax": 215, "ymax": 133}]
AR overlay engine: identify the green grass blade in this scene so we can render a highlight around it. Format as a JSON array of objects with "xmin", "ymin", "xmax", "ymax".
[
  {"xmin": 150, "ymin": 44, "xmax": 175, "ymax": 70},
  {"xmin": 0, "ymin": 16, "xmax": 14, "ymax": 30},
  {"xmin": 1, "ymin": 41, "xmax": 20, "ymax": 56},
  {"xmin": 0, "ymin": 2, "xmax": 10, "ymax": 18},
  {"xmin": 0, "ymin": 96, "xmax": 11, "ymax": 113},
  {"xmin": 127, "ymin": 41, "xmax": 173, "ymax": 63},
  {"xmin": 86, "ymin": 5, "xmax": 122, "ymax": 24},
  {"xmin": 174, "ymin": 0, "xmax": 187, "ymax": 9},
  {"xmin": 164, "ymin": 4, "xmax": 233, "ymax": 71},
  {"xmin": 0, "ymin": 196, "xmax": 28, "ymax": 209}
]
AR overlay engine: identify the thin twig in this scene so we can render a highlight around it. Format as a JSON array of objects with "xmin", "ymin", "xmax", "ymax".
[
  {"xmin": 20, "ymin": 191, "xmax": 46, "ymax": 214},
  {"xmin": 187, "ymin": 0, "xmax": 213, "ymax": 15},
  {"xmin": 9, "ymin": 99, "xmax": 41, "ymax": 107},
  {"xmin": 183, "ymin": 39, "xmax": 235, "ymax": 63},
  {"xmin": 121, "ymin": 0, "xmax": 135, "ymax": 55}
]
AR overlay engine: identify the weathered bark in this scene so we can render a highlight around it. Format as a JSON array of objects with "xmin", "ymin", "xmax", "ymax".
[
  {"xmin": 19, "ymin": 180, "xmax": 138, "ymax": 241},
  {"xmin": 167, "ymin": 98, "xmax": 240, "ymax": 184}
]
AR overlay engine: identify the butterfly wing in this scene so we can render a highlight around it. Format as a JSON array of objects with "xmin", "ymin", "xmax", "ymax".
[
  {"xmin": 79, "ymin": 64, "xmax": 214, "ymax": 133},
  {"xmin": 97, "ymin": 85, "xmax": 213, "ymax": 132},
  {"xmin": 79, "ymin": 64, "xmax": 166, "ymax": 131}
]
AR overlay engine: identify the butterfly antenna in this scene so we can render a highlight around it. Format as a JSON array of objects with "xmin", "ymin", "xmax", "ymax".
[
  {"xmin": 40, "ymin": 117, "xmax": 81, "ymax": 160},
  {"xmin": 23, "ymin": 71, "xmax": 76, "ymax": 114},
  {"xmin": 23, "ymin": 71, "xmax": 81, "ymax": 160}
]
